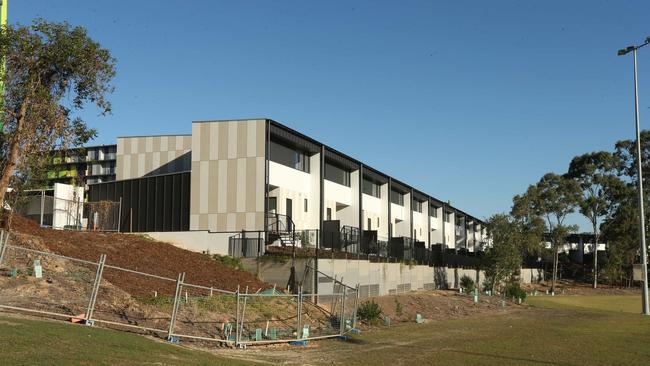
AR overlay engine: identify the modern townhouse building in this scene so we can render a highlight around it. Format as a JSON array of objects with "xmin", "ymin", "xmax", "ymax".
[{"xmin": 88, "ymin": 119, "xmax": 487, "ymax": 259}]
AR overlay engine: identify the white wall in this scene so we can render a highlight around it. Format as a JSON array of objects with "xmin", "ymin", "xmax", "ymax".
[
  {"xmin": 52, "ymin": 183, "xmax": 84, "ymax": 230},
  {"xmin": 269, "ymin": 161, "xmax": 316, "ymax": 230},
  {"xmin": 444, "ymin": 212, "xmax": 455, "ymax": 248},
  {"xmin": 333, "ymin": 170, "xmax": 359, "ymax": 228}
]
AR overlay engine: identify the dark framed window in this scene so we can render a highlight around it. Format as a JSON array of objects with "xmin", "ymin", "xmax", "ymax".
[
  {"xmin": 430, "ymin": 207, "xmax": 438, "ymax": 218},
  {"xmin": 362, "ymin": 179, "xmax": 381, "ymax": 198},
  {"xmin": 324, "ymin": 163, "xmax": 350, "ymax": 187},
  {"xmin": 367, "ymin": 218, "xmax": 372, "ymax": 230},
  {"xmin": 444, "ymin": 211, "xmax": 451, "ymax": 223},
  {"xmin": 413, "ymin": 200, "xmax": 422, "ymax": 213},
  {"xmin": 304, "ymin": 198, "xmax": 308, "ymax": 212},
  {"xmin": 269, "ymin": 140, "xmax": 310, "ymax": 172},
  {"xmin": 390, "ymin": 190, "xmax": 404, "ymax": 206},
  {"xmin": 269, "ymin": 197, "xmax": 277, "ymax": 213},
  {"xmin": 327, "ymin": 207, "xmax": 332, "ymax": 221}
]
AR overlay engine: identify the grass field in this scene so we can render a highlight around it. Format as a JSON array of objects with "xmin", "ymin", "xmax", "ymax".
[
  {"xmin": 228, "ymin": 294, "xmax": 650, "ymax": 366},
  {"xmin": 527, "ymin": 294, "xmax": 643, "ymax": 313},
  {"xmin": 0, "ymin": 315, "xmax": 249, "ymax": 366},
  {"xmin": 2, "ymin": 295, "xmax": 650, "ymax": 365}
]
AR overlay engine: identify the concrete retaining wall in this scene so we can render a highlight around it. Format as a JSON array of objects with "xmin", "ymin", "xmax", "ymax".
[{"xmin": 242, "ymin": 257, "xmax": 543, "ymax": 297}]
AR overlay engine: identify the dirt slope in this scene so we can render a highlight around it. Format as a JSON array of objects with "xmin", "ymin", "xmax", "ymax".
[{"xmin": 9, "ymin": 215, "xmax": 270, "ymax": 295}]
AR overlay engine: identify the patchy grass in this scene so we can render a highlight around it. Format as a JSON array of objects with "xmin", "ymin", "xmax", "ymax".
[
  {"xmin": 4, "ymin": 294, "xmax": 650, "ymax": 365},
  {"xmin": 210, "ymin": 254, "xmax": 245, "ymax": 271},
  {"xmin": 0, "ymin": 314, "xmax": 251, "ymax": 366},
  {"xmin": 224, "ymin": 295, "xmax": 650, "ymax": 366},
  {"xmin": 527, "ymin": 294, "xmax": 642, "ymax": 314}
]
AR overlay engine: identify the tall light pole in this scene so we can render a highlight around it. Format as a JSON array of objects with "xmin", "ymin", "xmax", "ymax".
[{"xmin": 618, "ymin": 37, "xmax": 650, "ymax": 316}]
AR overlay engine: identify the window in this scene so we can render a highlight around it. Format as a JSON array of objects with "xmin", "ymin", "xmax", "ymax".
[
  {"xmin": 269, "ymin": 140, "xmax": 310, "ymax": 172},
  {"xmin": 325, "ymin": 163, "xmax": 350, "ymax": 187},
  {"xmin": 377, "ymin": 217, "xmax": 380, "ymax": 228},
  {"xmin": 390, "ymin": 190, "xmax": 404, "ymax": 206},
  {"xmin": 304, "ymin": 198, "xmax": 308, "ymax": 213},
  {"xmin": 269, "ymin": 197, "xmax": 277, "ymax": 213},
  {"xmin": 430, "ymin": 207, "xmax": 438, "ymax": 218},
  {"xmin": 362, "ymin": 179, "xmax": 381, "ymax": 198},
  {"xmin": 413, "ymin": 200, "xmax": 422, "ymax": 213},
  {"xmin": 327, "ymin": 208, "xmax": 332, "ymax": 221},
  {"xmin": 367, "ymin": 218, "xmax": 372, "ymax": 230},
  {"xmin": 444, "ymin": 211, "xmax": 451, "ymax": 223}
]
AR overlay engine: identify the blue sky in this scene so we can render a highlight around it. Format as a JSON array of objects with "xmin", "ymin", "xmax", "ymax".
[{"xmin": 10, "ymin": 1, "xmax": 650, "ymax": 230}]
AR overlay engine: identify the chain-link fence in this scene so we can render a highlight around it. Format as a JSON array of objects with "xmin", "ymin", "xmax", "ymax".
[
  {"xmin": 0, "ymin": 229, "xmax": 358, "ymax": 347},
  {"xmin": 13, "ymin": 195, "xmax": 121, "ymax": 232}
]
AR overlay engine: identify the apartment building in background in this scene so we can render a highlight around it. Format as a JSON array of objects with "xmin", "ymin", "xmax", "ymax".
[
  {"xmin": 88, "ymin": 119, "xmax": 486, "ymax": 256},
  {"xmin": 46, "ymin": 145, "xmax": 117, "ymax": 188}
]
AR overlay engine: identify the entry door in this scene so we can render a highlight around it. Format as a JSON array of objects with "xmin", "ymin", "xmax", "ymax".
[{"xmin": 286, "ymin": 198, "xmax": 293, "ymax": 219}]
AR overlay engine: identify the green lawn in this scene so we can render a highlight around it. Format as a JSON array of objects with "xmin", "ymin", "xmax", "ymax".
[{"xmin": 0, "ymin": 315, "xmax": 252, "ymax": 366}]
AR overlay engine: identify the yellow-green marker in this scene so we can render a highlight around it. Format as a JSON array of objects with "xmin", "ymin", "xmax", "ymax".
[{"xmin": 0, "ymin": 0, "xmax": 7, "ymax": 131}]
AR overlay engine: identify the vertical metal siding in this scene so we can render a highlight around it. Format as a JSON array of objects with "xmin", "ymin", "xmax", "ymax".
[{"xmin": 87, "ymin": 172, "xmax": 191, "ymax": 233}]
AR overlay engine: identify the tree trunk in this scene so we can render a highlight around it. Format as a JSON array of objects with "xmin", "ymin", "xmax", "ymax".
[
  {"xmin": 0, "ymin": 98, "xmax": 28, "ymax": 210},
  {"xmin": 592, "ymin": 224, "xmax": 599, "ymax": 289},
  {"xmin": 551, "ymin": 243, "xmax": 558, "ymax": 294},
  {"xmin": 0, "ymin": 136, "xmax": 21, "ymax": 210}
]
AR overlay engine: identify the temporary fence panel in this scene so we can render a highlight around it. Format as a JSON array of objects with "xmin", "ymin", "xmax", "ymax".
[
  {"xmin": 171, "ymin": 282, "xmax": 237, "ymax": 344},
  {"xmin": 0, "ymin": 237, "xmax": 98, "ymax": 322},
  {"xmin": 0, "ymin": 232, "xmax": 359, "ymax": 347},
  {"xmin": 84, "ymin": 201, "xmax": 121, "ymax": 232},
  {"xmin": 91, "ymin": 264, "xmax": 178, "ymax": 335},
  {"xmin": 237, "ymin": 292, "xmax": 301, "ymax": 344}
]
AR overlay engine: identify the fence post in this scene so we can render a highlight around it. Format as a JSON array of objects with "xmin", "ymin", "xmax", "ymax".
[
  {"xmin": 117, "ymin": 198, "xmax": 123, "ymax": 233},
  {"xmin": 167, "ymin": 272, "xmax": 185, "ymax": 341},
  {"xmin": 296, "ymin": 286, "xmax": 302, "ymax": 339},
  {"xmin": 0, "ymin": 231, "xmax": 9, "ymax": 265},
  {"xmin": 235, "ymin": 285, "xmax": 241, "ymax": 346},
  {"xmin": 352, "ymin": 284, "xmax": 360, "ymax": 329},
  {"xmin": 85, "ymin": 254, "xmax": 106, "ymax": 325},
  {"xmin": 339, "ymin": 286, "xmax": 347, "ymax": 335},
  {"xmin": 39, "ymin": 190, "xmax": 45, "ymax": 227},
  {"xmin": 241, "ymin": 229, "xmax": 246, "ymax": 258},
  {"xmin": 238, "ymin": 286, "xmax": 249, "ymax": 346}
]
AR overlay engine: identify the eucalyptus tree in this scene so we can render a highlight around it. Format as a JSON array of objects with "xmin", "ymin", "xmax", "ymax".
[
  {"xmin": 514, "ymin": 173, "xmax": 580, "ymax": 294},
  {"xmin": 0, "ymin": 20, "xmax": 115, "ymax": 211},
  {"xmin": 567, "ymin": 151, "xmax": 626, "ymax": 288},
  {"xmin": 601, "ymin": 188, "xmax": 641, "ymax": 286}
]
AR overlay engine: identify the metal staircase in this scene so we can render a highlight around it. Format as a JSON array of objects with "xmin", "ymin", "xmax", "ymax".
[{"xmin": 266, "ymin": 213, "xmax": 296, "ymax": 247}]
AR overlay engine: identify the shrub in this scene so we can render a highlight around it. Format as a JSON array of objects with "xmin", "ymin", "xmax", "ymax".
[
  {"xmin": 357, "ymin": 300, "xmax": 382, "ymax": 323},
  {"xmin": 211, "ymin": 254, "xmax": 244, "ymax": 270},
  {"xmin": 460, "ymin": 275, "xmax": 476, "ymax": 293},
  {"xmin": 394, "ymin": 298, "xmax": 403, "ymax": 317},
  {"xmin": 504, "ymin": 282, "xmax": 527, "ymax": 302}
]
